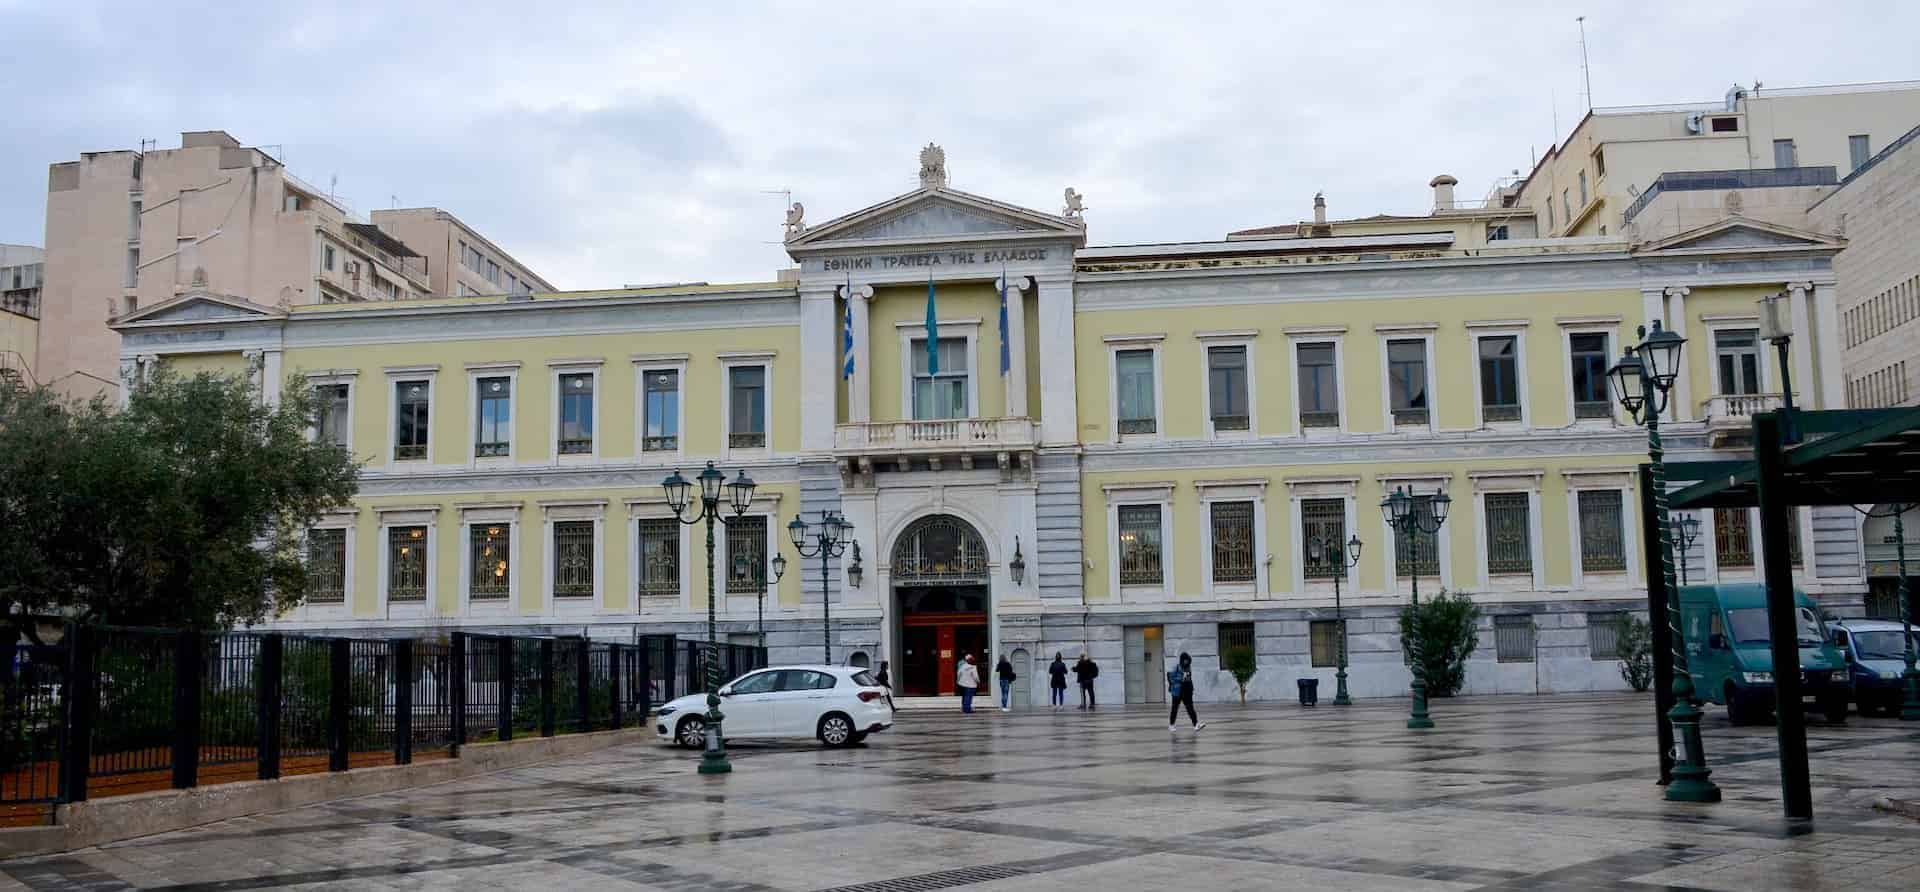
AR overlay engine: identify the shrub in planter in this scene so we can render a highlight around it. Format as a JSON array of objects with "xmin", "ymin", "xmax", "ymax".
[
  {"xmin": 1616, "ymin": 614, "xmax": 1655, "ymax": 693},
  {"xmin": 1222, "ymin": 646, "xmax": 1257, "ymax": 704},
  {"xmin": 1398, "ymin": 589, "xmax": 1481, "ymax": 697}
]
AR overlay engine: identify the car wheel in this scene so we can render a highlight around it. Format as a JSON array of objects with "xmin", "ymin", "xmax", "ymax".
[
  {"xmin": 676, "ymin": 715, "xmax": 707, "ymax": 749},
  {"xmin": 1726, "ymin": 684, "xmax": 1761, "ymax": 726},
  {"xmin": 1819, "ymin": 693, "xmax": 1848, "ymax": 723},
  {"xmin": 818, "ymin": 712, "xmax": 855, "ymax": 748}
]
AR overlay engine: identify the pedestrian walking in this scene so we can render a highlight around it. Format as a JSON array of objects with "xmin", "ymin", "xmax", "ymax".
[
  {"xmin": 995, "ymin": 654, "xmax": 1017, "ymax": 712},
  {"xmin": 1048, "ymin": 652, "xmax": 1068, "ymax": 710},
  {"xmin": 1073, "ymin": 653, "xmax": 1099, "ymax": 709},
  {"xmin": 957, "ymin": 654, "xmax": 980, "ymax": 713},
  {"xmin": 875, "ymin": 660, "xmax": 894, "ymax": 709},
  {"xmin": 1167, "ymin": 651, "xmax": 1204, "ymax": 732}
]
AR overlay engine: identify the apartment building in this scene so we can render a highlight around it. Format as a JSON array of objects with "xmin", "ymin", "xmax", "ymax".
[
  {"xmin": 1808, "ymin": 123, "xmax": 1920, "ymax": 414},
  {"xmin": 1, "ymin": 244, "xmax": 41, "ymax": 389},
  {"xmin": 38, "ymin": 131, "xmax": 548, "ymax": 399},
  {"xmin": 368, "ymin": 208, "xmax": 553, "ymax": 298},
  {"xmin": 1514, "ymin": 80, "xmax": 1920, "ymax": 242},
  {"xmin": 111, "ymin": 146, "xmax": 1859, "ymax": 705}
]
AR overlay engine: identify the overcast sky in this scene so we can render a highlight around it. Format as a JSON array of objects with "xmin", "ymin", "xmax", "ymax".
[{"xmin": 2, "ymin": 1, "xmax": 1915, "ymax": 289}]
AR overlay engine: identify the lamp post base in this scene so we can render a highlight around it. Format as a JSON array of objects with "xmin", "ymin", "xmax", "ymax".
[
  {"xmin": 1901, "ymin": 666, "xmax": 1920, "ymax": 721},
  {"xmin": 698, "ymin": 698, "xmax": 732, "ymax": 775},
  {"xmin": 1333, "ymin": 666, "xmax": 1352, "ymax": 706},
  {"xmin": 1663, "ymin": 697, "xmax": 1720, "ymax": 802},
  {"xmin": 1407, "ymin": 679, "xmax": 1434, "ymax": 729}
]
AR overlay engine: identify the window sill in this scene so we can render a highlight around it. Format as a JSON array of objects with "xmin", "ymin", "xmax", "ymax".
[
  {"xmin": 1119, "ymin": 583, "xmax": 1166, "ymax": 601},
  {"xmin": 466, "ymin": 597, "xmax": 514, "ymax": 614},
  {"xmin": 385, "ymin": 601, "xmax": 430, "ymax": 619},
  {"xmin": 553, "ymin": 596, "xmax": 598, "ymax": 615}
]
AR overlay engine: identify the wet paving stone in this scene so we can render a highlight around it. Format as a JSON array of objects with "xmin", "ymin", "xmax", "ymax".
[{"xmin": 2, "ymin": 693, "xmax": 1916, "ymax": 890}]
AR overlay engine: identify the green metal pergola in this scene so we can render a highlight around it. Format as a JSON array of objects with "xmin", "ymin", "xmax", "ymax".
[{"xmin": 1648, "ymin": 405, "xmax": 1920, "ymax": 822}]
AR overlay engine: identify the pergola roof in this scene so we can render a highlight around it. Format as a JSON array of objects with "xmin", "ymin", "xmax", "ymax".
[{"xmin": 1668, "ymin": 406, "xmax": 1920, "ymax": 509}]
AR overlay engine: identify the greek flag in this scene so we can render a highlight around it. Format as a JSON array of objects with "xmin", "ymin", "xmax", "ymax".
[
  {"xmin": 924, "ymin": 272, "xmax": 939, "ymax": 375},
  {"xmin": 841, "ymin": 276, "xmax": 855, "ymax": 380},
  {"xmin": 997, "ymin": 269, "xmax": 1011, "ymax": 376}
]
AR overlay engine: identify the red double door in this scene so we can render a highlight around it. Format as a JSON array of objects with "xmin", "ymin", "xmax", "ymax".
[{"xmin": 901, "ymin": 613, "xmax": 988, "ymax": 696}]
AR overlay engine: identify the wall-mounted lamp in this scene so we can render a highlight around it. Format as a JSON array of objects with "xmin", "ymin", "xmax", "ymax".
[
  {"xmin": 845, "ymin": 541, "xmax": 864, "ymax": 589},
  {"xmin": 1009, "ymin": 537, "xmax": 1027, "ymax": 586}
]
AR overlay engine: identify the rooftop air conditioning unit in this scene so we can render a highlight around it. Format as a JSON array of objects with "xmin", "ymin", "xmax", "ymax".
[{"xmin": 1685, "ymin": 112, "xmax": 1705, "ymax": 134}]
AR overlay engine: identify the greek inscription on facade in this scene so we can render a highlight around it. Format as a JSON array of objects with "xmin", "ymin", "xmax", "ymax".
[{"xmin": 821, "ymin": 247, "xmax": 1048, "ymax": 273}]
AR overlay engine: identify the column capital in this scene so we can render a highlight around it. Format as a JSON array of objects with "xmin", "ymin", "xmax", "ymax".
[
  {"xmin": 995, "ymin": 274, "xmax": 1032, "ymax": 295},
  {"xmin": 1786, "ymin": 281, "xmax": 1813, "ymax": 295},
  {"xmin": 1662, "ymin": 285, "xmax": 1691, "ymax": 298},
  {"xmin": 839, "ymin": 283, "xmax": 874, "ymax": 302}
]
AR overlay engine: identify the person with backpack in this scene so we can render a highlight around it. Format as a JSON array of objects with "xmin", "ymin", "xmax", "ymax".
[
  {"xmin": 1048, "ymin": 652, "xmax": 1069, "ymax": 710},
  {"xmin": 995, "ymin": 654, "xmax": 1017, "ymax": 712},
  {"xmin": 1167, "ymin": 651, "xmax": 1204, "ymax": 732},
  {"xmin": 1073, "ymin": 653, "xmax": 1099, "ymax": 709},
  {"xmin": 956, "ymin": 654, "xmax": 980, "ymax": 714}
]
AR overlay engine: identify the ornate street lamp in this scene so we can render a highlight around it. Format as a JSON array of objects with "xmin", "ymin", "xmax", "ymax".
[
  {"xmin": 790, "ymin": 511, "xmax": 853, "ymax": 664},
  {"xmin": 662, "ymin": 461, "xmax": 754, "ymax": 775},
  {"xmin": 1382, "ymin": 485, "xmax": 1449, "ymax": 729},
  {"xmin": 1674, "ymin": 515, "xmax": 1702, "ymax": 587},
  {"xmin": 1608, "ymin": 322, "xmax": 1721, "ymax": 803},
  {"xmin": 1309, "ymin": 533, "xmax": 1364, "ymax": 706},
  {"xmin": 847, "ymin": 541, "xmax": 864, "ymax": 589},
  {"xmin": 1757, "ymin": 292, "xmax": 1801, "ymax": 443},
  {"xmin": 734, "ymin": 550, "xmax": 787, "ymax": 651}
]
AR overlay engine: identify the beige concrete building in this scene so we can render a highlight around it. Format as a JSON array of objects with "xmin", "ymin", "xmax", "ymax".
[
  {"xmin": 38, "ymin": 131, "xmax": 549, "ymax": 398},
  {"xmin": 1808, "ymin": 123, "xmax": 1920, "ymax": 412},
  {"xmin": 369, "ymin": 208, "xmax": 553, "ymax": 298},
  {"xmin": 1514, "ymin": 80, "xmax": 1920, "ymax": 242},
  {"xmin": 1, "ymin": 244, "xmax": 41, "ymax": 389},
  {"xmin": 1228, "ymin": 178, "xmax": 1540, "ymax": 248}
]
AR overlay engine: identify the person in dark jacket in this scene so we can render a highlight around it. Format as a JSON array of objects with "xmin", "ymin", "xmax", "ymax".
[
  {"xmin": 1048, "ymin": 653, "xmax": 1068, "ymax": 710},
  {"xmin": 1073, "ymin": 654, "xmax": 1099, "ymax": 709},
  {"xmin": 1167, "ymin": 651, "xmax": 1205, "ymax": 732},
  {"xmin": 875, "ymin": 660, "xmax": 894, "ymax": 709},
  {"xmin": 995, "ymin": 655, "xmax": 1016, "ymax": 712}
]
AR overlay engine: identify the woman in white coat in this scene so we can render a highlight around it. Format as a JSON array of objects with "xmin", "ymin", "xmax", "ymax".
[{"xmin": 956, "ymin": 654, "xmax": 981, "ymax": 713}]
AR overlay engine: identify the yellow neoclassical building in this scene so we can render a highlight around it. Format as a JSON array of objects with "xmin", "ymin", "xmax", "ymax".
[{"xmin": 111, "ymin": 147, "xmax": 1860, "ymax": 704}]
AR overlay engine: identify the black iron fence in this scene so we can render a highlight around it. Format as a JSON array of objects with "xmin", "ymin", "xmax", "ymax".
[{"xmin": 0, "ymin": 627, "xmax": 762, "ymax": 826}]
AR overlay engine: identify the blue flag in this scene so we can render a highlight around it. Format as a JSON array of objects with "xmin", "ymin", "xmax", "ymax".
[
  {"xmin": 842, "ymin": 276, "xmax": 855, "ymax": 380},
  {"xmin": 997, "ymin": 269, "xmax": 1011, "ymax": 376},
  {"xmin": 924, "ymin": 272, "xmax": 939, "ymax": 375}
]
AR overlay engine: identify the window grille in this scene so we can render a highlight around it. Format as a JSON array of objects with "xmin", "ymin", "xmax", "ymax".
[
  {"xmin": 1301, "ymin": 499, "xmax": 1346, "ymax": 580},
  {"xmin": 306, "ymin": 528, "xmax": 346, "ymax": 604},
  {"xmin": 1495, "ymin": 615, "xmax": 1536, "ymax": 662},
  {"xmin": 636, "ymin": 518, "xmax": 680, "ymax": 603},
  {"xmin": 1866, "ymin": 586, "xmax": 1902, "ymax": 620},
  {"xmin": 1217, "ymin": 623, "xmax": 1255, "ymax": 664},
  {"xmin": 394, "ymin": 380, "xmax": 430, "ymax": 460},
  {"xmin": 1309, "ymin": 620, "xmax": 1345, "ymax": 667},
  {"xmin": 475, "ymin": 377, "xmax": 510, "ymax": 457},
  {"xmin": 387, "ymin": 526, "xmax": 428, "ymax": 602},
  {"xmin": 643, "ymin": 369, "xmax": 679, "ymax": 451},
  {"xmin": 1715, "ymin": 508, "xmax": 1754, "ymax": 568},
  {"xmin": 553, "ymin": 521, "xmax": 595, "ymax": 598},
  {"xmin": 557, "ymin": 373, "xmax": 594, "ymax": 454},
  {"xmin": 890, "ymin": 515, "xmax": 990, "ymax": 585},
  {"xmin": 469, "ymin": 524, "xmax": 510, "ymax": 600},
  {"xmin": 1210, "ymin": 501, "xmax": 1256, "ymax": 583},
  {"xmin": 1117, "ymin": 505, "xmax": 1163, "ymax": 586},
  {"xmin": 1208, "ymin": 345, "xmax": 1249, "ymax": 431},
  {"xmin": 1577, "ymin": 490, "xmax": 1627, "ymax": 573},
  {"xmin": 1115, "ymin": 349, "xmax": 1156, "ymax": 435},
  {"xmin": 1485, "ymin": 492, "xmax": 1533, "ymax": 575},
  {"xmin": 1588, "ymin": 612, "xmax": 1626, "ymax": 660},
  {"xmin": 725, "ymin": 516, "xmax": 767, "ymax": 595},
  {"xmin": 1395, "ymin": 525, "xmax": 1438, "ymax": 578}
]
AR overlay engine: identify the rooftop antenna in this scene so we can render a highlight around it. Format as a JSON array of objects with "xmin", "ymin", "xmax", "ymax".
[
  {"xmin": 138, "ymin": 138, "xmax": 155, "ymax": 153},
  {"xmin": 1577, "ymin": 16, "xmax": 1594, "ymax": 110},
  {"xmin": 328, "ymin": 174, "xmax": 338, "ymax": 204},
  {"xmin": 391, "ymin": 194, "xmax": 399, "ymax": 209}
]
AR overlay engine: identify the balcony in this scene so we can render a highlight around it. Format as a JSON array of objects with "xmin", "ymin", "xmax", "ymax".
[
  {"xmin": 1699, "ymin": 393, "xmax": 1790, "ymax": 445},
  {"xmin": 835, "ymin": 417, "xmax": 1037, "ymax": 478}
]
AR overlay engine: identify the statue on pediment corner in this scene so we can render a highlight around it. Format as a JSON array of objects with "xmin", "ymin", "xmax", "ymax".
[
  {"xmin": 783, "ymin": 201, "xmax": 807, "ymax": 238},
  {"xmin": 919, "ymin": 143, "xmax": 948, "ymax": 189},
  {"xmin": 1063, "ymin": 187, "xmax": 1086, "ymax": 221}
]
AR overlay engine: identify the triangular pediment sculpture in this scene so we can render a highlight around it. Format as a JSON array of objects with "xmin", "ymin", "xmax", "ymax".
[
  {"xmin": 788, "ymin": 187, "xmax": 1085, "ymax": 251},
  {"xmin": 1635, "ymin": 216, "xmax": 1842, "ymax": 254},
  {"xmin": 116, "ymin": 290, "xmax": 285, "ymax": 325}
]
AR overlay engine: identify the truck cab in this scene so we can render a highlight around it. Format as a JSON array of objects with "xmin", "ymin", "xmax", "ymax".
[
  {"xmin": 1829, "ymin": 618, "xmax": 1917, "ymax": 717},
  {"xmin": 1678, "ymin": 583, "xmax": 1851, "ymax": 724}
]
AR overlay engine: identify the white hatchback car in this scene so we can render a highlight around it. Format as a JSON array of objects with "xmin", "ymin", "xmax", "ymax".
[{"xmin": 654, "ymin": 665, "xmax": 894, "ymax": 748}]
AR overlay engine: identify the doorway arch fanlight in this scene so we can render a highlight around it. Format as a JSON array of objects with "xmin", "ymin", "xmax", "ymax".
[{"xmin": 890, "ymin": 514, "xmax": 990, "ymax": 585}]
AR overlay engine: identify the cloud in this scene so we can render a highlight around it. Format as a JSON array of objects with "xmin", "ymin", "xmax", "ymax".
[{"xmin": 1, "ymin": 0, "xmax": 1915, "ymax": 288}]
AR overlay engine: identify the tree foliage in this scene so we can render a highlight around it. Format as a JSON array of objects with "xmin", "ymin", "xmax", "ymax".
[
  {"xmin": 1222, "ymin": 645, "xmax": 1257, "ymax": 705},
  {"xmin": 0, "ymin": 370, "xmax": 360, "ymax": 634},
  {"xmin": 1615, "ymin": 613, "xmax": 1655, "ymax": 692},
  {"xmin": 1398, "ymin": 589, "xmax": 1482, "ymax": 697}
]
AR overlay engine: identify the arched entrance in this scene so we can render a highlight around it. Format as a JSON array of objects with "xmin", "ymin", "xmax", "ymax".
[{"xmin": 891, "ymin": 514, "xmax": 992, "ymax": 696}]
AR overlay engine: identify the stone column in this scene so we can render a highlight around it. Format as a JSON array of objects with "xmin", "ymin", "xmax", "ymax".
[
  {"xmin": 1786, "ymin": 282, "xmax": 1815, "ymax": 409},
  {"xmin": 799, "ymin": 286, "xmax": 838, "ymax": 453},
  {"xmin": 842, "ymin": 283, "xmax": 874, "ymax": 423},
  {"xmin": 1809, "ymin": 282, "xmax": 1844, "ymax": 410},
  {"xmin": 996, "ymin": 274, "xmax": 1030, "ymax": 418},
  {"xmin": 1664, "ymin": 286, "xmax": 1691, "ymax": 421},
  {"xmin": 1035, "ymin": 275, "xmax": 1078, "ymax": 446},
  {"xmin": 261, "ymin": 349, "xmax": 284, "ymax": 406}
]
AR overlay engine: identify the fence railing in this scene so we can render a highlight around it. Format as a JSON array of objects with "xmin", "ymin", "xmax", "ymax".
[{"xmin": 0, "ymin": 627, "xmax": 761, "ymax": 827}]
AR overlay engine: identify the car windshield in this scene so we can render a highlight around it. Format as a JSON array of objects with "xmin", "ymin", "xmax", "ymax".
[
  {"xmin": 850, "ymin": 670, "xmax": 878, "ymax": 687},
  {"xmin": 1851, "ymin": 630, "xmax": 1919, "ymax": 661},
  {"xmin": 1725, "ymin": 607, "xmax": 1825, "ymax": 646}
]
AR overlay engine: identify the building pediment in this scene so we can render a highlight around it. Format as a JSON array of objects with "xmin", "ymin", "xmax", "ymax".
[
  {"xmin": 787, "ymin": 187, "xmax": 1086, "ymax": 254},
  {"xmin": 1634, "ymin": 216, "xmax": 1842, "ymax": 254},
  {"xmin": 113, "ymin": 290, "xmax": 285, "ymax": 327}
]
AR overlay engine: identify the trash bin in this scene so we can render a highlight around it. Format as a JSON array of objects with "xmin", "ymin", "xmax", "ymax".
[{"xmin": 1297, "ymin": 677, "xmax": 1320, "ymax": 707}]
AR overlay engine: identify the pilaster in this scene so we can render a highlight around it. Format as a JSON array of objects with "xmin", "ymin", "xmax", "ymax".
[
  {"xmin": 1786, "ymin": 282, "xmax": 1816, "ymax": 409},
  {"xmin": 1035, "ymin": 275, "xmax": 1078, "ymax": 446},
  {"xmin": 842, "ymin": 283, "xmax": 874, "ymax": 423},
  {"xmin": 799, "ymin": 286, "xmax": 837, "ymax": 453},
  {"xmin": 1809, "ymin": 282, "xmax": 1844, "ymax": 410},
  {"xmin": 996, "ymin": 274, "xmax": 1031, "ymax": 419},
  {"xmin": 1663, "ymin": 285, "xmax": 1691, "ymax": 421}
]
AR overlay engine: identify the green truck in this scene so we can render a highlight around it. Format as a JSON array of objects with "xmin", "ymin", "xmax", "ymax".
[{"xmin": 1678, "ymin": 583, "xmax": 1851, "ymax": 724}]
